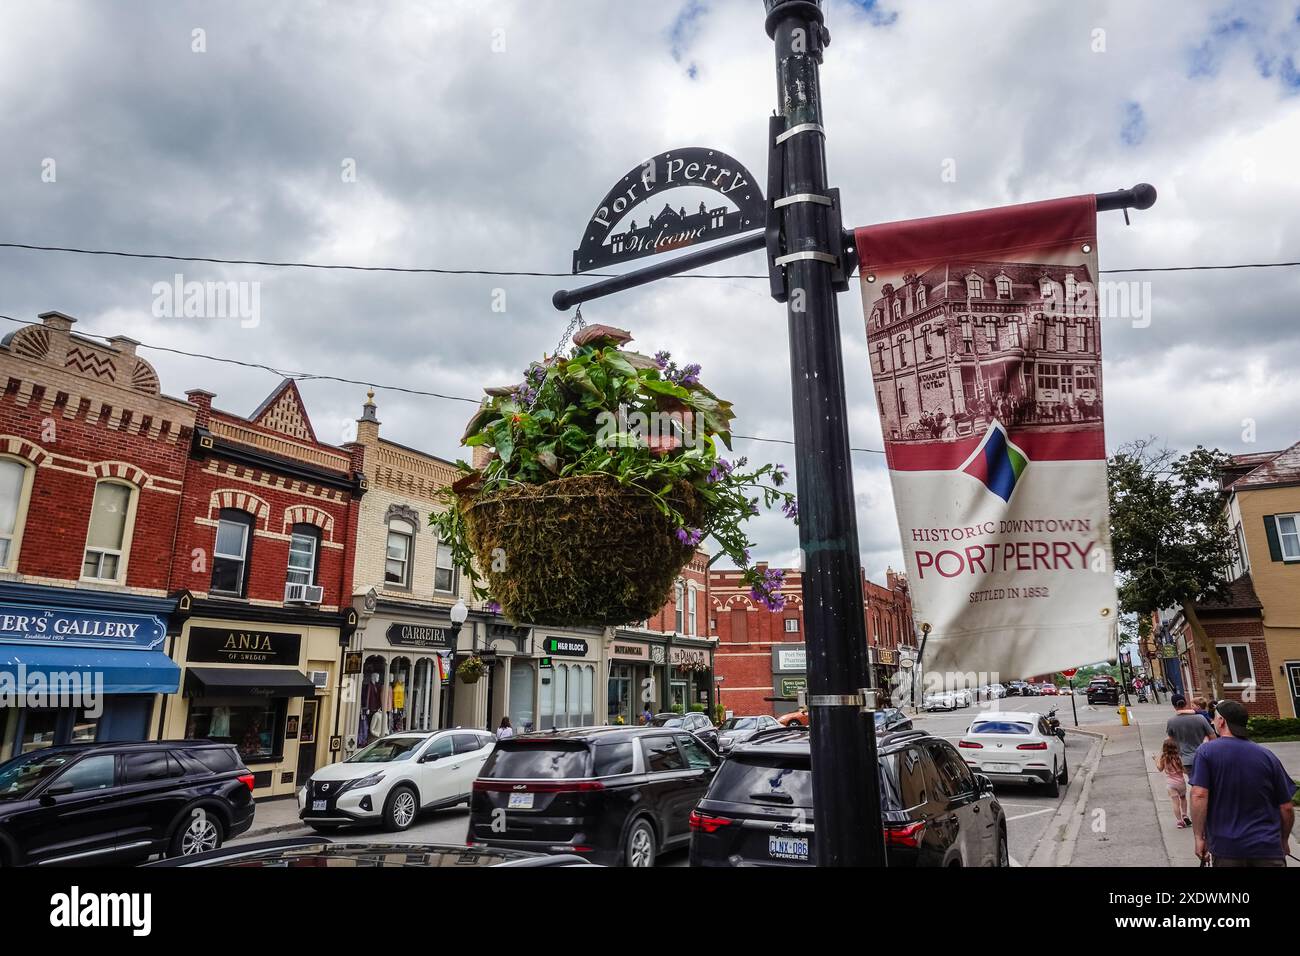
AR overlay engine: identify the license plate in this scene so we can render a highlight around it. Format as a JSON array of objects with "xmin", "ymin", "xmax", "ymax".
[
  {"xmin": 984, "ymin": 763, "xmax": 1017, "ymax": 773},
  {"xmin": 768, "ymin": 835, "xmax": 809, "ymax": 861},
  {"xmin": 508, "ymin": 792, "xmax": 534, "ymax": 809},
  {"xmin": 312, "ymin": 800, "xmax": 327, "ymax": 811}
]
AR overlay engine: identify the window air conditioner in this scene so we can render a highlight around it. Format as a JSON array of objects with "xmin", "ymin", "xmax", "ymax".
[
  {"xmin": 308, "ymin": 670, "xmax": 330, "ymax": 689},
  {"xmin": 285, "ymin": 583, "xmax": 325, "ymax": 605}
]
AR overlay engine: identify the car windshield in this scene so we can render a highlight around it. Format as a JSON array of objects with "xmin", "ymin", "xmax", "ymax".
[
  {"xmin": 719, "ymin": 718, "xmax": 759, "ymax": 731},
  {"xmin": 346, "ymin": 736, "xmax": 426, "ymax": 763},
  {"xmin": 970, "ymin": 721, "xmax": 1034, "ymax": 735},
  {"xmin": 0, "ymin": 749, "xmax": 79, "ymax": 801},
  {"xmin": 481, "ymin": 742, "xmax": 592, "ymax": 779},
  {"xmin": 873, "ymin": 711, "xmax": 892, "ymax": 726},
  {"xmin": 651, "ymin": 716, "xmax": 685, "ymax": 728}
]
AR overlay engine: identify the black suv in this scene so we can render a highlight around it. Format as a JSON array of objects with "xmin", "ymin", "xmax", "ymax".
[
  {"xmin": 689, "ymin": 728, "xmax": 1008, "ymax": 867},
  {"xmin": 1086, "ymin": 678, "xmax": 1119, "ymax": 705},
  {"xmin": 0, "ymin": 740, "xmax": 255, "ymax": 866},
  {"xmin": 468, "ymin": 726, "xmax": 719, "ymax": 867}
]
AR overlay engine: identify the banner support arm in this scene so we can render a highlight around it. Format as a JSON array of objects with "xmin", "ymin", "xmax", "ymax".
[{"xmin": 551, "ymin": 184, "xmax": 1156, "ymax": 312}]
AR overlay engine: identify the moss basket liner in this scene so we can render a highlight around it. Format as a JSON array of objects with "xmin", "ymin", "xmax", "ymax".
[{"xmin": 462, "ymin": 473, "xmax": 703, "ymax": 627}]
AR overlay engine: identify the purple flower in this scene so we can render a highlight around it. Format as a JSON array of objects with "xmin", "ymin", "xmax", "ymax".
[
  {"xmin": 772, "ymin": 464, "xmax": 788, "ymax": 485},
  {"xmin": 675, "ymin": 527, "xmax": 704, "ymax": 548},
  {"xmin": 487, "ymin": 601, "xmax": 501, "ymax": 614},
  {"xmin": 782, "ymin": 498, "xmax": 798, "ymax": 522},
  {"xmin": 655, "ymin": 350, "xmax": 671, "ymax": 370}
]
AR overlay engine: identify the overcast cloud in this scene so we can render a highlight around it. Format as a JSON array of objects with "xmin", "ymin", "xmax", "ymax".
[{"xmin": 1, "ymin": 0, "xmax": 1297, "ymax": 581}]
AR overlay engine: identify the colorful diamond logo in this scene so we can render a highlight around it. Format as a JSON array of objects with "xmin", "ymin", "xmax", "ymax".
[{"xmin": 960, "ymin": 421, "xmax": 1028, "ymax": 502}]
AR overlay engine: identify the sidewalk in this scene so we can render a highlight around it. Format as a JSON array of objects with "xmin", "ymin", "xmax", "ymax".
[
  {"xmin": 241, "ymin": 796, "xmax": 307, "ymax": 841},
  {"xmin": 1059, "ymin": 701, "xmax": 1299, "ymax": 867}
]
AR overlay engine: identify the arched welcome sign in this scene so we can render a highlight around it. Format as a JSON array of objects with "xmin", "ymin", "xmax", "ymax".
[{"xmin": 572, "ymin": 147, "xmax": 764, "ymax": 274}]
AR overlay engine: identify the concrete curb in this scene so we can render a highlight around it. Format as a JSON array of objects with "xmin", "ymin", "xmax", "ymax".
[
  {"xmin": 1026, "ymin": 728, "xmax": 1106, "ymax": 868},
  {"xmin": 241, "ymin": 820, "xmax": 310, "ymax": 840}
]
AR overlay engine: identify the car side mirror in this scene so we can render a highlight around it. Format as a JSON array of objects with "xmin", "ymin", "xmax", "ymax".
[
  {"xmin": 422, "ymin": 752, "xmax": 443, "ymax": 763},
  {"xmin": 975, "ymin": 773, "xmax": 995, "ymax": 795}
]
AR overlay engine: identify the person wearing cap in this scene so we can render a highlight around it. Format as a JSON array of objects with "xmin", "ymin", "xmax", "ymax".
[{"xmin": 1189, "ymin": 700, "xmax": 1295, "ymax": 867}]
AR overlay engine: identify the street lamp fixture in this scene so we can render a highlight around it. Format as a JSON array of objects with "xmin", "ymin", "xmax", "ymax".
[{"xmin": 443, "ymin": 599, "xmax": 471, "ymax": 730}]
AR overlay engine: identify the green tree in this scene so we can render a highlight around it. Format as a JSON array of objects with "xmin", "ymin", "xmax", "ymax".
[{"xmin": 1107, "ymin": 440, "xmax": 1236, "ymax": 699}]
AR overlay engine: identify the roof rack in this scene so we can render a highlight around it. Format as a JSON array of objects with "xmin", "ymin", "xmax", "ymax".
[
  {"xmin": 746, "ymin": 725, "xmax": 809, "ymax": 744},
  {"xmin": 878, "ymin": 729, "xmax": 930, "ymax": 748}
]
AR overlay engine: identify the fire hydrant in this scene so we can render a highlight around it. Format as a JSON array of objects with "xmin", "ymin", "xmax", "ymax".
[{"xmin": 1117, "ymin": 705, "xmax": 1130, "ymax": 726}]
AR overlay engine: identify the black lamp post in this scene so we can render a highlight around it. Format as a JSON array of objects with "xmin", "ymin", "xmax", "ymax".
[{"xmin": 442, "ymin": 599, "xmax": 470, "ymax": 730}]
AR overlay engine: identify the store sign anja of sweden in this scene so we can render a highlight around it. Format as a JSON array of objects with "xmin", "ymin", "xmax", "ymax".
[
  {"xmin": 187, "ymin": 627, "xmax": 301, "ymax": 666},
  {"xmin": 0, "ymin": 604, "xmax": 166, "ymax": 650},
  {"xmin": 543, "ymin": 636, "xmax": 588, "ymax": 657},
  {"xmin": 572, "ymin": 147, "xmax": 764, "ymax": 273},
  {"xmin": 386, "ymin": 623, "xmax": 452, "ymax": 649}
]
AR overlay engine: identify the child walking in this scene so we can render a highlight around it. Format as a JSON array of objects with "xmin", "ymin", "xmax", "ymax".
[{"xmin": 1154, "ymin": 737, "xmax": 1189, "ymax": 828}]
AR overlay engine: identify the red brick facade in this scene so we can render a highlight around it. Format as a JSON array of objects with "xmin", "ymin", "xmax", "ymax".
[
  {"xmin": 641, "ymin": 549, "xmax": 711, "ymax": 638},
  {"xmin": 709, "ymin": 563, "xmax": 916, "ymax": 716},
  {"xmin": 0, "ymin": 312, "xmax": 194, "ymax": 592}
]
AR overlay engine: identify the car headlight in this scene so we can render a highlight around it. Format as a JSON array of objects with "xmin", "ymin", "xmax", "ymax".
[{"xmin": 347, "ymin": 772, "xmax": 386, "ymax": 791}]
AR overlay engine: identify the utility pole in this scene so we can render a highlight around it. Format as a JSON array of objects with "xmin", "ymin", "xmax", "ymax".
[{"xmin": 763, "ymin": 0, "xmax": 886, "ymax": 867}]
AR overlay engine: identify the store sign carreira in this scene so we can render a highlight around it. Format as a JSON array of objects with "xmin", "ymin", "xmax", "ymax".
[{"xmin": 386, "ymin": 623, "xmax": 452, "ymax": 649}]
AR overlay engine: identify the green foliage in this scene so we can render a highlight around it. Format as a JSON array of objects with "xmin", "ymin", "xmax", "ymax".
[
  {"xmin": 1107, "ymin": 439, "xmax": 1236, "ymax": 617},
  {"xmin": 713, "ymin": 702, "xmax": 726, "ymax": 725},
  {"xmin": 1246, "ymin": 716, "xmax": 1300, "ymax": 741},
  {"xmin": 431, "ymin": 330, "xmax": 796, "ymax": 624},
  {"xmin": 670, "ymin": 703, "xmax": 685, "ymax": 715},
  {"xmin": 688, "ymin": 703, "xmax": 707, "ymax": 713},
  {"xmin": 456, "ymin": 655, "xmax": 485, "ymax": 684}
]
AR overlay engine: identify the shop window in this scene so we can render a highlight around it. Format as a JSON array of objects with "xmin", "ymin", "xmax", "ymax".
[
  {"xmin": 211, "ymin": 509, "xmax": 254, "ymax": 596},
  {"xmin": 675, "ymin": 580, "xmax": 685, "ymax": 632},
  {"xmin": 186, "ymin": 698, "xmax": 285, "ymax": 763},
  {"xmin": 286, "ymin": 524, "xmax": 319, "ymax": 587},
  {"xmin": 434, "ymin": 538, "xmax": 457, "ymax": 594},
  {"xmin": 1214, "ymin": 644, "xmax": 1255, "ymax": 686},
  {"xmin": 551, "ymin": 665, "xmax": 567, "ymax": 729},
  {"xmin": 82, "ymin": 480, "xmax": 133, "ymax": 582},
  {"xmin": 0, "ymin": 457, "xmax": 33, "ymax": 570},
  {"xmin": 19, "ymin": 708, "xmax": 61, "ymax": 754},
  {"xmin": 509, "ymin": 661, "xmax": 536, "ymax": 733},
  {"xmin": 385, "ymin": 519, "xmax": 415, "ymax": 588}
]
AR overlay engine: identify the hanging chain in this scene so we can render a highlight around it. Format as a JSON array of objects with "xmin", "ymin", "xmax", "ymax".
[{"xmin": 530, "ymin": 305, "xmax": 586, "ymax": 412}]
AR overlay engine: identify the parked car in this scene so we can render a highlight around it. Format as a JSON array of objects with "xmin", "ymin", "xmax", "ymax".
[
  {"xmin": 300, "ymin": 729, "xmax": 496, "ymax": 833},
  {"xmin": 146, "ymin": 837, "xmax": 596, "ymax": 867},
  {"xmin": 716, "ymin": 715, "xmax": 782, "ymax": 753},
  {"xmin": 924, "ymin": 691, "xmax": 958, "ymax": 712},
  {"xmin": 650, "ymin": 712, "xmax": 719, "ymax": 751},
  {"xmin": 467, "ymin": 726, "xmax": 719, "ymax": 866},
  {"xmin": 1040, "ymin": 684, "xmax": 1059, "ymax": 696},
  {"xmin": 986, "ymin": 683, "xmax": 1007, "ymax": 700},
  {"xmin": 0, "ymin": 740, "xmax": 254, "ymax": 867},
  {"xmin": 776, "ymin": 707, "xmax": 809, "ymax": 728},
  {"xmin": 954, "ymin": 688, "xmax": 974, "ymax": 708},
  {"xmin": 874, "ymin": 708, "xmax": 914, "ymax": 735},
  {"xmin": 958, "ymin": 711, "xmax": 1068, "ymax": 796},
  {"xmin": 1086, "ymin": 677, "xmax": 1120, "ymax": 705},
  {"xmin": 689, "ymin": 728, "xmax": 1008, "ymax": 867}
]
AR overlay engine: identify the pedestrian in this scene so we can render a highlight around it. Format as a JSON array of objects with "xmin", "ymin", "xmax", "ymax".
[
  {"xmin": 641, "ymin": 704, "xmax": 653, "ymax": 726},
  {"xmin": 495, "ymin": 716, "xmax": 515, "ymax": 740},
  {"xmin": 1191, "ymin": 695, "xmax": 1218, "ymax": 728},
  {"xmin": 1154, "ymin": 737, "xmax": 1190, "ymax": 828},
  {"xmin": 1190, "ymin": 700, "xmax": 1296, "ymax": 867},
  {"xmin": 1166, "ymin": 694, "xmax": 1214, "ymax": 825}
]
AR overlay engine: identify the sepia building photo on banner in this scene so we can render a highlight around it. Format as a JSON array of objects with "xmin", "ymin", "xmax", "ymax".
[{"xmin": 854, "ymin": 195, "xmax": 1118, "ymax": 681}]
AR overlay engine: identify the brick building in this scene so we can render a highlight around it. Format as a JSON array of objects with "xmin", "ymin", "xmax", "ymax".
[
  {"xmin": 709, "ymin": 563, "xmax": 916, "ymax": 717},
  {"xmin": 0, "ymin": 311, "xmax": 194, "ymax": 760},
  {"xmin": 609, "ymin": 549, "xmax": 715, "ymax": 722},
  {"xmin": 158, "ymin": 379, "xmax": 363, "ymax": 798}
]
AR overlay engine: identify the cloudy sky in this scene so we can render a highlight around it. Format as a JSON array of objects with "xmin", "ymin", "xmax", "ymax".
[{"xmin": 1, "ymin": 0, "xmax": 1297, "ymax": 581}]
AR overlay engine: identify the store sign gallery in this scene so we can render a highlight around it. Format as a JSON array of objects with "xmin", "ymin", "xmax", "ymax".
[{"xmin": 0, "ymin": 603, "xmax": 165, "ymax": 650}]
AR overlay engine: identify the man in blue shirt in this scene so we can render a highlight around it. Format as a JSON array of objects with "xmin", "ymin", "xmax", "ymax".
[{"xmin": 1189, "ymin": 700, "xmax": 1296, "ymax": 867}]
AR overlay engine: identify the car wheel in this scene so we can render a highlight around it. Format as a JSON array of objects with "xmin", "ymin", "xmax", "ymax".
[
  {"xmin": 624, "ymin": 818, "xmax": 657, "ymax": 868},
  {"xmin": 383, "ymin": 785, "xmax": 419, "ymax": 832},
  {"xmin": 997, "ymin": 827, "xmax": 1009, "ymax": 867},
  {"xmin": 169, "ymin": 809, "xmax": 224, "ymax": 857},
  {"xmin": 1044, "ymin": 762, "xmax": 1061, "ymax": 798},
  {"xmin": 1058, "ymin": 756, "xmax": 1069, "ymax": 786}
]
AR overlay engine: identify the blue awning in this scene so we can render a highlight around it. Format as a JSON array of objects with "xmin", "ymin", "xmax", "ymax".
[{"xmin": 0, "ymin": 644, "xmax": 180, "ymax": 695}]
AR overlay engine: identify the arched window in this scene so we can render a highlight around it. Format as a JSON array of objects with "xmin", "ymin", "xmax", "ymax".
[
  {"xmin": 287, "ymin": 523, "xmax": 320, "ymax": 588},
  {"xmin": 675, "ymin": 580, "xmax": 685, "ymax": 632},
  {"xmin": 83, "ymin": 480, "xmax": 134, "ymax": 583},
  {"xmin": 892, "ymin": 300, "xmax": 903, "ymax": 321},
  {"xmin": 996, "ymin": 275, "xmax": 1012, "ymax": 298},
  {"xmin": 984, "ymin": 318, "xmax": 998, "ymax": 349},
  {"xmin": 385, "ymin": 517, "xmax": 415, "ymax": 588},
  {"xmin": 895, "ymin": 334, "xmax": 909, "ymax": 368},
  {"xmin": 916, "ymin": 286, "xmax": 927, "ymax": 309},
  {"xmin": 920, "ymin": 325, "xmax": 933, "ymax": 358},
  {"xmin": 0, "ymin": 457, "xmax": 33, "ymax": 571},
  {"xmin": 875, "ymin": 341, "xmax": 886, "ymax": 372},
  {"xmin": 211, "ymin": 507, "xmax": 253, "ymax": 595},
  {"xmin": 966, "ymin": 275, "xmax": 983, "ymax": 298}
]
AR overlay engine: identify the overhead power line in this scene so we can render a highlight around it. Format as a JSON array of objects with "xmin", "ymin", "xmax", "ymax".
[
  {"xmin": 2, "ymin": 240, "xmax": 1299, "ymax": 278},
  {"xmin": 0, "ymin": 313, "xmax": 887, "ymax": 454}
]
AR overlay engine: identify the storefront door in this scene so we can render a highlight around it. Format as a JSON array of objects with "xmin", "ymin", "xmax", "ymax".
[
  {"xmin": 295, "ymin": 699, "xmax": 320, "ymax": 785},
  {"xmin": 608, "ymin": 664, "xmax": 633, "ymax": 724},
  {"xmin": 1285, "ymin": 662, "xmax": 1300, "ymax": 719}
]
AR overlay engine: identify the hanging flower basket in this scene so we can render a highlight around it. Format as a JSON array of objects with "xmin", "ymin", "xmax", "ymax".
[
  {"xmin": 431, "ymin": 324, "xmax": 798, "ymax": 628},
  {"xmin": 457, "ymin": 655, "xmax": 485, "ymax": 684}
]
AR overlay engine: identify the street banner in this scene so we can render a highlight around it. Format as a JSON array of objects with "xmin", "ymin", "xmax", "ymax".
[{"xmin": 854, "ymin": 195, "xmax": 1117, "ymax": 683}]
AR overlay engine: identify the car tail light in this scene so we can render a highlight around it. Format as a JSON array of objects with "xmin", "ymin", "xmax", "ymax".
[
  {"xmin": 884, "ymin": 820, "xmax": 926, "ymax": 848},
  {"xmin": 238, "ymin": 773, "xmax": 255, "ymax": 793},
  {"xmin": 688, "ymin": 810, "xmax": 733, "ymax": 833},
  {"xmin": 958, "ymin": 740, "xmax": 983, "ymax": 748},
  {"xmin": 473, "ymin": 780, "xmax": 606, "ymax": 793},
  {"xmin": 1017, "ymin": 741, "xmax": 1048, "ymax": 750}
]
